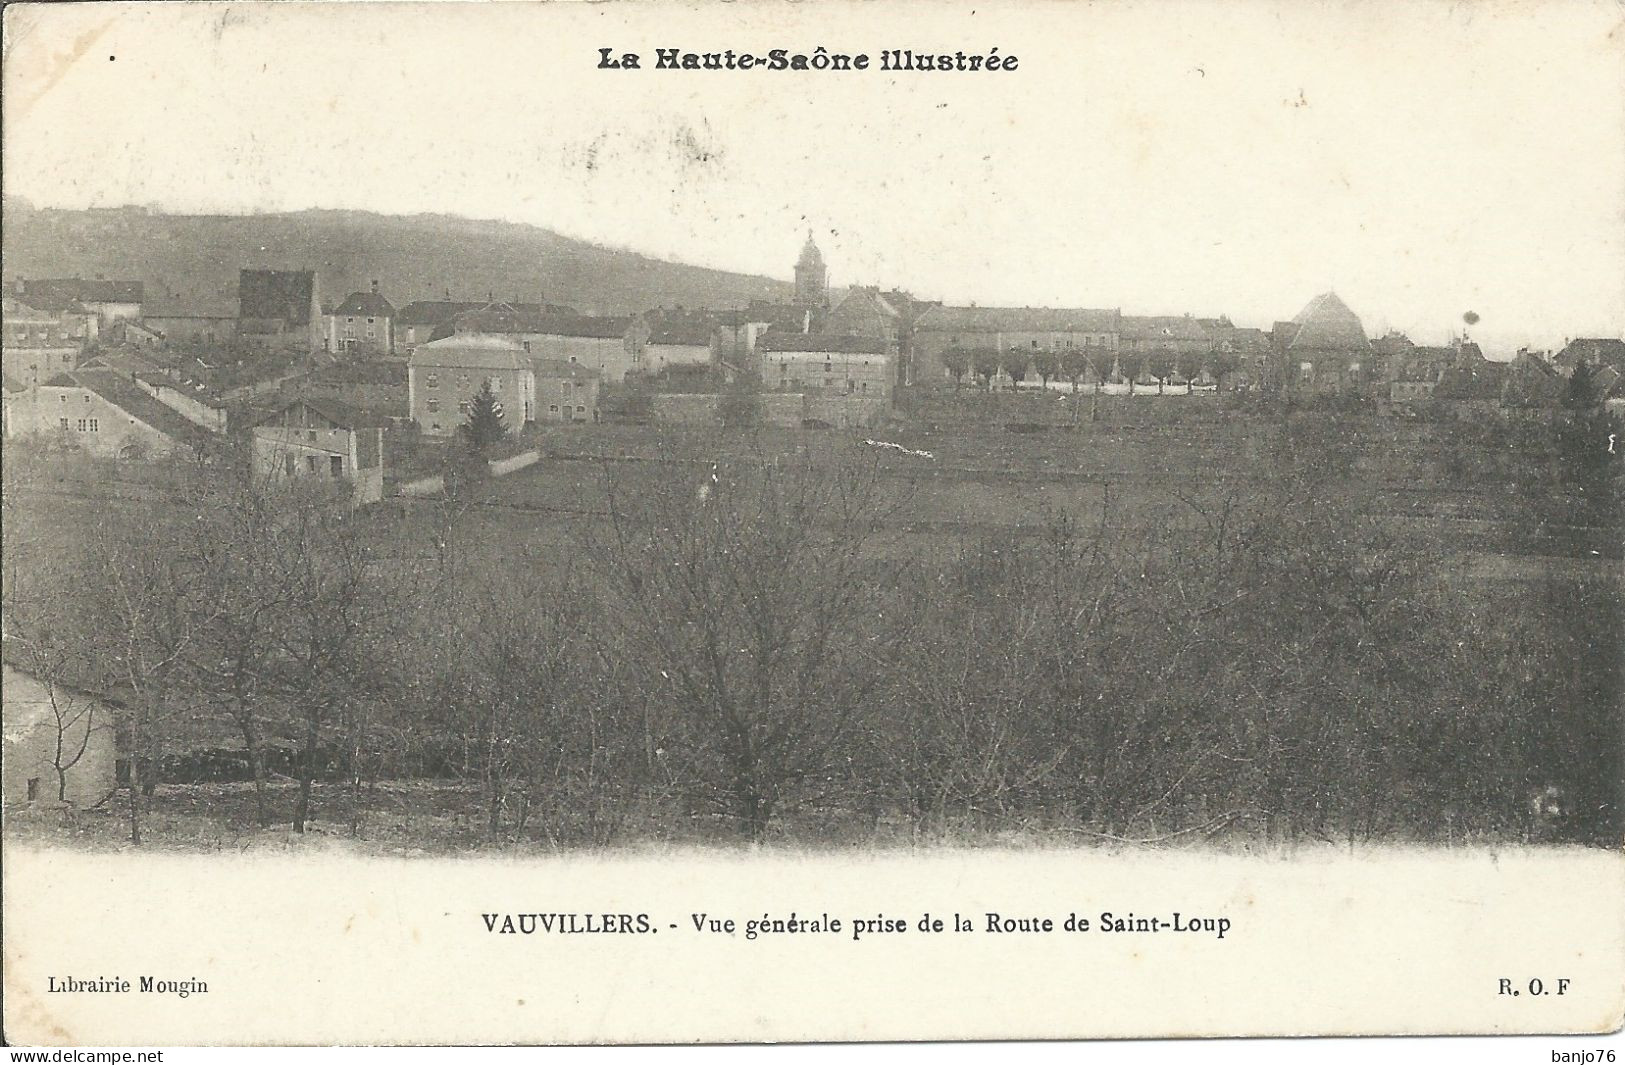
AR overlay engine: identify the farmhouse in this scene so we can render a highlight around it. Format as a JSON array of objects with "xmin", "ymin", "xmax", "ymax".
[
  {"xmin": 534, "ymin": 359, "xmax": 601, "ymax": 422},
  {"xmin": 759, "ymin": 333, "xmax": 893, "ymax": 398},
  {"xmin": 250, "ymin": 398, "xmax": 388, "ymax": 505},
  {"xmin": 4, "ymin": 369, "xmax": 216, "ymax": 459}
]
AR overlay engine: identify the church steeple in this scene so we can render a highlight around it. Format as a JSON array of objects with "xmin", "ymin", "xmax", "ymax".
[{"xmin": 793, "ymin": 231, "xmax": 828, "ymax": 308}]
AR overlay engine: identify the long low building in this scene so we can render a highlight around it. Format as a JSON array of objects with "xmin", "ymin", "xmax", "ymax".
[
  {"xmin": 911, "ymin": 305, "xmax": 1121, "ymax": 384},
  {"xmin": 3, "ymin": 368, "xmax": 216, "ymax": 459},
  {"xmin": 759, "ymin": 333, "xmax": 894, "ymax": 398}
]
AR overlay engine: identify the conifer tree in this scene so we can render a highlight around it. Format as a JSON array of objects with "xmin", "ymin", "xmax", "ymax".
[{"xmin": 460, "ymin": 380, "xmax": 508, "ymax": 455}]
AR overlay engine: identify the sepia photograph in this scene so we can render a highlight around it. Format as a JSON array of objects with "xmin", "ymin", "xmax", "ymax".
[{"xmin": 1, "ymin": 0, "xmax": 1622, "ymax": 1052}]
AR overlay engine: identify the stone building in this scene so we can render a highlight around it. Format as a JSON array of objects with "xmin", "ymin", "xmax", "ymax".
[
  {"xmin": 454, "ymin": 307, "xmax": 646, "ymax": 383},
  {"xmin": 2, "ymin": 298, "xmax": 88, "ymax": 388},
  {"xmin": 250, "ymin": 398, "xmax": 387, "ymax": 505},
  {"xmin": 534, "ymin": 359, "xmax": 601, "ymax": 423},
  {"xmin": 4, "ymin": 369, "xmax": 215, "ymax": 459},
  {"xmin": 1270, "ymin": 292, "xmax": 1375, "ymax": 394},
  {"xmin": 759, "ymin": 333, "xmax": 894, "ymax": 399},
  {"xmin": 11, "ymin": 278, "xmax": 143, "ymax": 327},
  {"xmin": 793, "ymin": 232, "xmax": 829, "ymax": 308},
  {"xmin": 408, "ymin": 335, "xmax": 535, "ymax": 435},
  {"xmin": 326, "ymin": 281, "xmax": 397, "ymax": 356},
  {"xmin": 911, "ymin": 306, "xmax": 1120, "ymax": 385},
  {"xmin": 1, "ymin": 663, "xmax": 121, "ymax": 808},
  {"xmin": 238, "ymin": 268, "xmax": 322, "ymax": 352}
]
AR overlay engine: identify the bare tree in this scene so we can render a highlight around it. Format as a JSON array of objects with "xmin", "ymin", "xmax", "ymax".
[{"xmin": 595, "ymin": 451, "xmax": 915, "ymax": 838}]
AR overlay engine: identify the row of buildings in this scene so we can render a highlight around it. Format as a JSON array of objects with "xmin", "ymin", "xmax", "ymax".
[{"xmin": 6, "ymin": 236, "xmax": 1624, "ymax": 484}]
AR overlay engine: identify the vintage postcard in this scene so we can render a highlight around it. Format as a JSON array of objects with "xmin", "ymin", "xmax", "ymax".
[{"xmin": 2, "ymin": 0, "xmax": 1622, "ymax": 1051}]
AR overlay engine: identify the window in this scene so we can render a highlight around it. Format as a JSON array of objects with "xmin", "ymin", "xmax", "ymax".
[
  {"xmin": 59, "ymin": 417, "xmax": 69, "ymax": 430},
  {"xmin": 285, "ymin": 455, "xmax": 296, "ymax": 475},
  {"xmin": 88, "ymin": 418, "xmax": 98, "ymax": 432},
  {"xmin": 524, "ymin": 401, "xmax": 533, "ymax": 421},
  {"xmin": 26, "ymin": 778, "xmax": 39, "ymax": 802},
  {"xmin": 1299, "ymin": 361, "xmax": 1314, "ymax": 382},
  {"xmin": 522, "ymin": 341, "xmax": 532, "ymax": 354},
  {"xmin": 561, "ymin": 381, "xmax": 571, "ymax": 397},
  {"xmin": 330, "ymin": 456, "xmax": 344, "ymax": 477},
  {"xmin": 459, "ymin": 374, "xmax": 471, "ymax": 387},
  {"xmin": 426, "ymin": 374, "xmax": 439, "ymax": 388},
  {"xmin": 77, "ymin": 418, "xmax": 87, "ymax": 432},
  {"xmin": 307, "ymin": 456, "xmax": 319, "ymax": 473},
  {"xmin": 458, "ymin": 400, "xmax": 469, "ymax": 414},
  {"xmin": 431, "ymin": 423, "xmax": 441, "ymax": 431},
  {"xmin": 426, "ymin": 399, "xmax": 441, "ymax": 413},
  {"xmin": 346, "ymin": 316, "xmax": 355, "ymax": 324},
  {"xmin": 549, "ymin": 404, "xmax": 559, "ymax": 413},
  {"xmin": 307, "ymin": 429, "xmax": 317, "ymax": 442},
  {"xmin": 366, "ymin": 317, "xmax": 375, "ymax": 325},
  {"xmin": 568, "ymin": 355, "xmax": 577, "ymax": 364},
  {"xmin": 489, "ymin": 377, "xmax": 501, "ymax": 393},
  {"xmin": 576, "ymin": 405, "xmax": 585, "ymax": 414}
]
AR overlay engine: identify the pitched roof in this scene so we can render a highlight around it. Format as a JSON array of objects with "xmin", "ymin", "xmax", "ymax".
[
  {"xmin": 2, "ymin": 297, "xmax": 59, "ymax": 322},
  {"xmin": 15, "ymin": 278, "xmax": 143, "ymax": 309},
  {"xmin": 914, "ymin": 306, "xmax": 1121, "ymax": 333},
  {"xmin": 744, "ymin": 302, "xmax": 814, "ymax": 332},
  {"xmin": 1555, "ymin": 338, "xmax": 1625, "ymax": 372},
  {"xmin": 648, "ymin": 324, "xmax": 716, "ymax": 347},
  {"xmin": 238, "ymin": 269, "xmax": 316, "ymax": 325},
  {"xmin": 759, "ymin": 333, "xmax": 891, "ymax": 355},
  {"xmin": 396, "ymin": 301, "xmax": 483, "ymax": 326},
  {"xmin": 307, "ymin": 360, "xmax": 407, "ymax": 386},
  {"xmin": 43, "ymin": 369, "xmax": 215, "ymax": 445},
  {"xmin": 249, "ymin": 397, "xmax": 393, "ymax": 430},
  {"xmin": 409, "ymin": 334, "xmax": 529, "ymax": 370},
  {"xmin": 1286, "ymin": 292, "xmax": 1370, "ymax": 352},
  {"xmin": 456, "ymin": 310, "xmax": 631, "ymax": 339},
  {"xmin": 1433, "ymin": 362, "xmax": 1508, "ymax": 401},
  {"xmin": 533, "ymin": 358, "xmax": 601, "ymax": 380},
  {"xmin": 142, "ymin": 295, "xmax": 239, "ymax": 319},
  {"xmin": 332, "ymin": 290, "xmax": 397, "ymax": 318},
  {"xmin": 1120, "ymin": 315, "xmax": 1211, "ymax": 342}
]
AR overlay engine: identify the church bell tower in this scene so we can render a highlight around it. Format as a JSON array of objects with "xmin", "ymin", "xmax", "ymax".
[{"xmin": 793, "ymin": 231, "xmax": 828, "ymax": 308}]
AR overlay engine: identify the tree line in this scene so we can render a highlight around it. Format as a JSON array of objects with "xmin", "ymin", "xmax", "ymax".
[{"xmin": 2, "ymin": 407, "xmax": 1618, "ymax": 849}]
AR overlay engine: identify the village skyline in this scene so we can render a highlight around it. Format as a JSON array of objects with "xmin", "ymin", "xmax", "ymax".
[{"xmin": 5, "ymin": 2, "xmax": 1623, "ymax": 358}]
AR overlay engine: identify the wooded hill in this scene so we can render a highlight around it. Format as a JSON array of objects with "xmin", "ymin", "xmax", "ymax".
[{"xmin": 1, "ymin": 200, "xmax": 791, "ymax": 315}]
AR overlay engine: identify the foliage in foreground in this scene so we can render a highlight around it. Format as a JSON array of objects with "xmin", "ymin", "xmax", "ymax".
[{"xmin": 3, "ymin": 413, "xmax": 1619, "ymax": 848}]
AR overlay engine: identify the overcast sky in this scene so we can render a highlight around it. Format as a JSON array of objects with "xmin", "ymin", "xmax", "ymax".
[{"xmin": 4, "ymin": 0, "xmax": 1623, "ymax": 355}]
